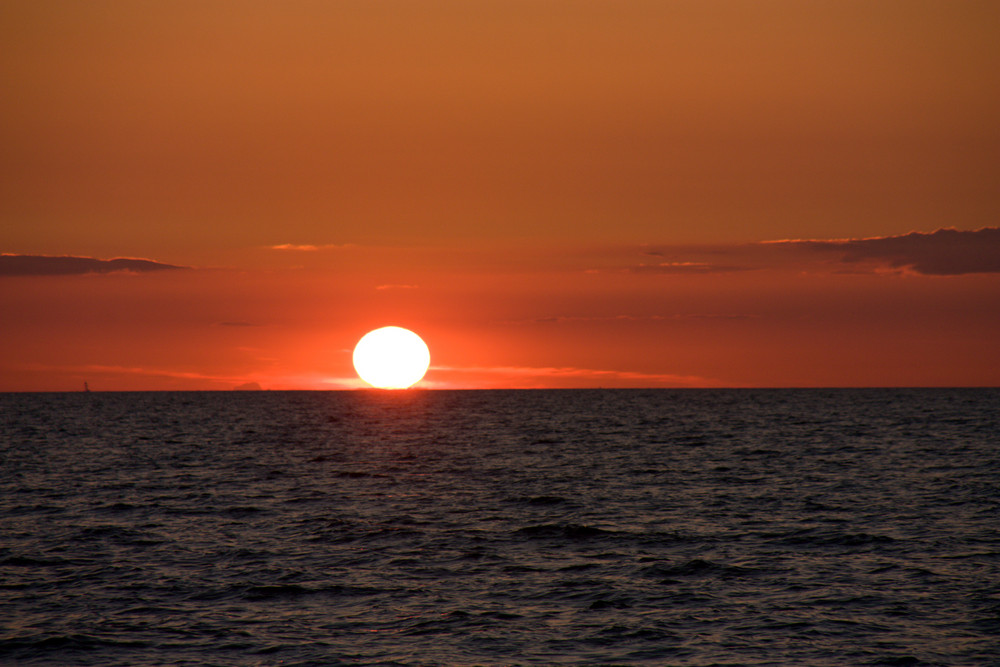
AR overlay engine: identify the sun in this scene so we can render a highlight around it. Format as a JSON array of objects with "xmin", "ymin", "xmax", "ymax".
[{"xmin": 352, "ymin": 326, "xmax": 431, "ymax": 389}]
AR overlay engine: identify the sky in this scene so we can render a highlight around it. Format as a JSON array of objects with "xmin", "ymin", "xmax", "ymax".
[{"xmin": 2, "ymin": 0, "xmax": 999, "ymax": 390}]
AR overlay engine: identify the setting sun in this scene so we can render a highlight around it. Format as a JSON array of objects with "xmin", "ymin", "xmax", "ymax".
[{"xmin": 352, "ymin": 326, "xmax": 430, "ymax": 389}]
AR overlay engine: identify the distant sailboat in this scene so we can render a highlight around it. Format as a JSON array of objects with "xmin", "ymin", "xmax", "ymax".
[{"xmin": 84, "ymin": 382, "xmax": 91, "ymax": 392}]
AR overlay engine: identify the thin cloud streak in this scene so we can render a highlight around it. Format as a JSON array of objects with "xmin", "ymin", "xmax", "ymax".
[
  {"xmin": 628, "ymin": 262, "xmax": 752, "ymax": 275},
  {"xmin": 504, "ymin": 314, "xmax": 755, "ymax": 325},
  {"xmin": 270, "ymin": 243, "xmax": 355, "ymax": 251},
  {"xmin": 432, "ymin": 364, "xmax": 718, "ymax": 388},
  {"xmin": 16, "ymin": 362, "xmax": 354, "ymax": 392},
  {"xmin": 20, "ymin": 363, "xmax": 245, "ymax": 387}
]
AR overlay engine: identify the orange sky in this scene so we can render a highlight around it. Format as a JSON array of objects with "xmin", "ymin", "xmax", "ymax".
[{"xmin": 2, "ymin": 1, "xmax": 999, "ymax": 390}]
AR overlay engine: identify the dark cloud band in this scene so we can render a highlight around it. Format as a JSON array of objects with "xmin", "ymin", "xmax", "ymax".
[
  {"xmin": 799, "ymin": 227, "xmax": 1000, "ymax": 275},
  {"xmin": 0, "ymin": 255, "xmax": 187, "ymax": 277},
  {"xmin": 638, "ymin": 227, "xmax": 1000, "ymax": 276}
]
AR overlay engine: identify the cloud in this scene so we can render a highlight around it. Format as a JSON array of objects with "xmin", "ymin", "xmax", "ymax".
[
  {"xmin": 432, "ymin": 364, "xmax": 718, "ymax": 387},
  {"xmin": 504, "ymin": 313, "xmax": 755, "ymax": 325},
  {"xmin": 787, "ymin": 227, "xmax": 1000, "ymax": 275},
  {"xmin": 22, "ymin": 362, "xmax": 242, "ymax": 385},
  {"xmin": 270, "ymin": 243, "xmax": 354, "ymax": 251},
  {"xmin": 628, "ymin": 262, "xmax": 751, "ymax": 274},
  {"xmin": 634, "ymin": 227, "xmax": 1000, "ymax": 276},
  {"xmin": 375, "ymin": 284, "xmax": 419, "ymax": 290},
  {"xmin": 0, "ymin": 254, "xmax": 187, "ymax": 277}
]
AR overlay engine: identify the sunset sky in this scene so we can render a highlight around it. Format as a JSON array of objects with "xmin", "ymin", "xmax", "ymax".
[{"xmin": 2, "ymin": 1, "xmax": 999, "ymax": 390}]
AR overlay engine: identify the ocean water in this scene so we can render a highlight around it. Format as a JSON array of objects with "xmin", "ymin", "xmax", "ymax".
[{"xmin": 1, "ymin": 389, "xmax": 998, "ymax": 666}]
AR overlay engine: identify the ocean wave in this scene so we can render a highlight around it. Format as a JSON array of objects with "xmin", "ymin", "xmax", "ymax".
[
  {"xmin": 0, "ymin": 634, "xmax": 150, "ymax": 659},
  {"xmin": 513, "ymin": 523, "xmax": 611, "ymax": 540},
  {"xmin": 243, "ymin": 583, "xmax": 387, "ymax": 601},
  {"xmin": 1, "ymin": 388, "xmax": 997, "ymax": 665},
  {"xmin": 639, "ymin": 558, "xmax": 760, "ymax": 581}
]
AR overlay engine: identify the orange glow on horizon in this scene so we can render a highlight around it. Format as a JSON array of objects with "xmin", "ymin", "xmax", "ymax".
[{"xmin": 1, "ymin": 3, "xmax": 998, "ymax": 390}]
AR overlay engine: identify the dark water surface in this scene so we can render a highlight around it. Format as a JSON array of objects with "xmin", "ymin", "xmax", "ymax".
[{"xmin": 2, "ymin": 389, "xmax": 998, "ymax": 665}]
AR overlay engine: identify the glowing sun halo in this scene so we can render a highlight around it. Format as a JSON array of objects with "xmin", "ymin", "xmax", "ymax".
[{"xmin": 352, "ymin": 326, "xmax": 430, "ymax": 389}]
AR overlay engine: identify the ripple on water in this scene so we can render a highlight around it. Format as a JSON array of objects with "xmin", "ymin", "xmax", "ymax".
[{"xmin": 0, "ymin": 388, "xmax": 997, "ymax": 665}]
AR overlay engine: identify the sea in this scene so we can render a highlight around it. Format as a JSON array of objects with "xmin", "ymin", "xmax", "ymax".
[{"xmin": 1, "ymin": 389, "xmax": 998, "ymax": 666}]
